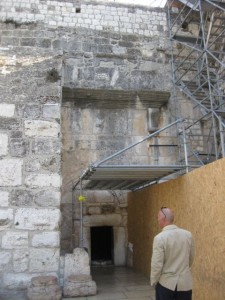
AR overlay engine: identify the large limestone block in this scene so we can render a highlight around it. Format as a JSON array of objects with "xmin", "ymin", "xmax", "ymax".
[
  {"xmin": 32, "ymin": 231, "xmax": 60, "ymax": 247},
  {"xmin": 43, "ymin": 104, "xmax": 60, "ymax": 119},
  {"xmin": 63, "ymin": 275, "xmax": 97, "ymax": 297},
  {"xmin": 0, "ymin": 209, "xmax": 14, "ymax": 230},
  {"xmin": 15, "ymin": 208, "xmax": 60, "ymax": 230},
  {"xmin": 34, "ymin": 190, "xmax": 60, "ymax": 207},
  {"xmin": 29, "ymin": 249, "xmax": 60, "ymax": 272},
  {"xmin": 0, "ymin": 133, "xmax": 8, "ymax": 156},
  {"xmin": 0, "ymin": 159, "xmax": 23, "ymax": 186},
  {"xmin": 25, "ymin": 173, "xmax": 61, "ymax": 188},
  {"xmin": 0, "ymin": 103, "xmax": 15, "ymax": 117},
  {"xmin": 3, "ymin": 273, "xmax": 32, "ymax": 290},
  {"xmin": 13, "ymin": 249, "xmax": 29, "ymax": 272},
  {"xmin": 24, "ymin": 120, "xmax": 60, "ymax": 137},
  {"xmin": 2, "ymin": 231, "xmax": 28, "ymax": 249},
  {"xmin": 0, "ymin": 190, "xmax": 9, "ymax": 207},
  {"xmin": 27, "ymin": 275, "xmax": 62, "ymax": 300},
  {"xmin": 64, "ymin": 248, "xmax": 90, "ymax": 281},
  {"xmin": 0, "ymin": 251, "xmax": 12, "ymax": 273}
]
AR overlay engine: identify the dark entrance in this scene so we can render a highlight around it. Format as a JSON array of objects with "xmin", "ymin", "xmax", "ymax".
[{"xmin": 91, "ymin": 226, "xmax": 113, "ymax": 265}]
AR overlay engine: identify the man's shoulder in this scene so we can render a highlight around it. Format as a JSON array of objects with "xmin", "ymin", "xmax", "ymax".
[
  {"xmin": 177, "ymin": 227, "xmax": 193, "ymax": 235},
  {"xmin": 173, "ymin": 227, "xmax": 194, "ymax": 241},
  {"xmin": 160, "ymin": 225, "xmax": 193, "ymax": 237},
  {"xmin": 153, "ymin": 232, "xmax": 164, "ymax": 242}
]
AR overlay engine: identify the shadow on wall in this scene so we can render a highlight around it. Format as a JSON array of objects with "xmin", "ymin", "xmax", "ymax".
[{"xmin": 128, "ymin": 157, "xmax": 225, "ymax": 300}]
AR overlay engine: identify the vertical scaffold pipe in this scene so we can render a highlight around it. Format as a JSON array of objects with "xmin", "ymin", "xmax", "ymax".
[
  {"xmin": 182, "ymin": 122, "xmax": 189, "ymax": 173},
  {"xmin": 79, "ymin": 178, "xmax": 83, "ymax": 248},
  {"xmin": 219, "ymin": 116, "xmax": 225, "ymax": 158}
]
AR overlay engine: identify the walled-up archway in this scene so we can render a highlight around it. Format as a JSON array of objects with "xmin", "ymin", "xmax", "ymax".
[{"xmin": 60, "ymin": 87, "xmax": 172, "ymax": 262}]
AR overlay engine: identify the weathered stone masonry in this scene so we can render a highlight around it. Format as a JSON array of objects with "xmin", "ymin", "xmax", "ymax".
[
  {"xmin": 0, "ymin": 46, "xmax": 62, "ymax": 291},
  {"xmin": 0, "ymin": 0, "xmax": 167, "ymax": 34},
  {"xmin": 0, "ymin": 0, "xmax": 173, "ymax": 294}
]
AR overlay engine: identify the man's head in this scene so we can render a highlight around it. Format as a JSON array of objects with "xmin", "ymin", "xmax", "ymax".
[{"xmin": 157, "ymin": 207, "xmax": 174, "ymax": 228}]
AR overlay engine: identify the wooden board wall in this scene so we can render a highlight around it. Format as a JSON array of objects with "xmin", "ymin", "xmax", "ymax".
[{"xmin": 128, "ymin": 158, "xmax": 225, "ymax": 300}]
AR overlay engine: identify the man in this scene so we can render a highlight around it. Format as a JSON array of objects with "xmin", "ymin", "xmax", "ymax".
[{"xmin": 150, "ymin": 207, "xmax": 195, "ymax": 300}]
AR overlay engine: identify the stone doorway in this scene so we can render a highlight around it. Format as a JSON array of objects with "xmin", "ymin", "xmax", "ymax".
[{"xmin": 91, "ymin": 226, "xmax": 114, "ymax": 265}]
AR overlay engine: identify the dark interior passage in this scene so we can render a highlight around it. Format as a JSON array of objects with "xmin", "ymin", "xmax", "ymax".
[{"xmin": 91, "ymin": 226, "xmax": 113, "ymax": 263}]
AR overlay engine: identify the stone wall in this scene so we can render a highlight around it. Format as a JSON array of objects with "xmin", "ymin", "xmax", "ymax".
[
  {"xmin": 0, "ymin": 22, "xmax": 62, "ymax": 292},
  {"xmin": 0, "ymin": 0, "xmax": 167, "ymax": 35},
  {"xmin": 0, "ymin": 0, "xmax": 177, "ymax": 294}
]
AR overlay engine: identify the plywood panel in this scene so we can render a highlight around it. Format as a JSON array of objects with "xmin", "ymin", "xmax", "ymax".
[{"xmin": 128, "ymin": 158, "xmax": 225, "ymax": 300}]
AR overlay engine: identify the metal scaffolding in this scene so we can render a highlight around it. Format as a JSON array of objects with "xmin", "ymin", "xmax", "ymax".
[
  {"xmin": 72, "ymin": 119, "xmax": 186, "ymax": 192},
  {"xmin": 167, "ymin": 0, "xmax": 225, "ymax": 165},
  {"xmin": 71, "ymin": 0, "xmax": 225, "ymax": 197}
]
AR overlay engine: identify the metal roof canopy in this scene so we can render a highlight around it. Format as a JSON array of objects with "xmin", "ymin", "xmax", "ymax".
[
  {"xmin": 73, "ymin": 119, "xmax": 186, "ymax": 192},
  {"xmin": 75, "ymin": 165, "xmax": 184, "ymax": 191}
]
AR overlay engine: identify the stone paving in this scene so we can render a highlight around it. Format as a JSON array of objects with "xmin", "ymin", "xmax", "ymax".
[
  {"xmin": 63, "ymin": 266, "xmax": 155, "ymax": 300},
  {"xmin": 0, "ymin": 266, "xmax": 155, "ymax": 300}
]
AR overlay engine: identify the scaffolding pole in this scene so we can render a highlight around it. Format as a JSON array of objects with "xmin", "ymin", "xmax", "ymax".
[{"xmin": 167, "ymin": 0, "xmax": 225, "ymax": 164}]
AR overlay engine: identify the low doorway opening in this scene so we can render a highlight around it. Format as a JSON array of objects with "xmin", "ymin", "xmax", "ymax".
[{"xmin": 91, "ymin": 226, "xmax": 114, "ymax": 265}]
